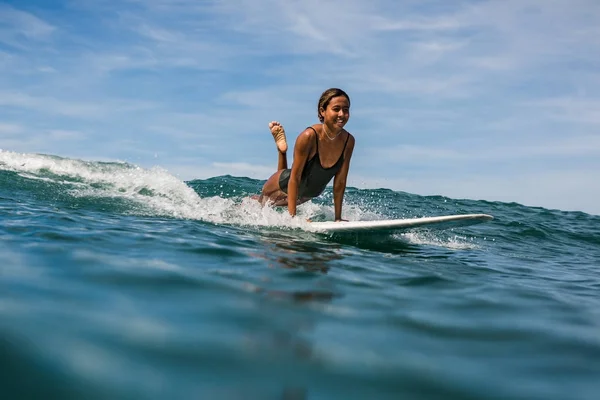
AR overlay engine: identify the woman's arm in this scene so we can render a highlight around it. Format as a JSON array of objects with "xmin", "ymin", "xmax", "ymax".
[
  {"xmin": 333, "ymin": 133, "xmax": 355, "ymax": 221},
  {"xmin": 287, "ymin": 129, "xmax": 315, "ymax": 216}
]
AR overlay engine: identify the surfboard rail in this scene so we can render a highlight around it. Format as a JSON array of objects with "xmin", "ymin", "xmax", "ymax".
[{"xmin": 307, "ymin": 213, "xmax": 494, "ymax": 233}]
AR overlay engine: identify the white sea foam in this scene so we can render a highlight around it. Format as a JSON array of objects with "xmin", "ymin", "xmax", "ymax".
[
  {"xmin": 0, "ymin": 150, "xmax": 341, "ymax": 230},
  {"xmin": 1, "ymin": 150, "xmax": 478, "ymax": 249},
  {"xmin": 397, "ymin": 231, "xmax": 481, "ymax": 250}
]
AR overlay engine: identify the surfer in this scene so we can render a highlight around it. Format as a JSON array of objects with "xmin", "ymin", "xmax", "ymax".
[{"xmin": 259, "ymin": 88, "xmax": 356, "ymax": 221}]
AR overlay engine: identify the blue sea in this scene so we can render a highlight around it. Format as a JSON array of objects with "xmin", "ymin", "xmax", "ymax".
[{"xmin": 1, "ymin": 150, "xmax": 599, "ymax": 400}]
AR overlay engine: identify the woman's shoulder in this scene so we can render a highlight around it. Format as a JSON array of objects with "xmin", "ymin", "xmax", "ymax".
[
  {"xmin": 294, "ymin": 126, "xmax": 318, "ymax": 149},
  {"xmin": 345, "ymin": 130, "xmax": 355, "ymax": 143},
  {"xmin": 307, "ymin": 124, "xmax": 320, "ymax": 133},
  {"xmin": 298, "ymin": 125, "xmax": 319, "ymax": 140},
  {"xmin": 343, "ymin": 130, "xmax": 355, "ymax": 153}
]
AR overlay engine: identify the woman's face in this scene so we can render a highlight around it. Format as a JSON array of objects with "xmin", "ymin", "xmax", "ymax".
[{"xmin": 321, "ymin": 96, "xmax": 350, "ymax": 129}]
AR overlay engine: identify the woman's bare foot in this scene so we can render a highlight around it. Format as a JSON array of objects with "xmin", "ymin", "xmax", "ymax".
[{"xmin": 269, "ymin": 121, "xmax": 287, "ymax": 153}]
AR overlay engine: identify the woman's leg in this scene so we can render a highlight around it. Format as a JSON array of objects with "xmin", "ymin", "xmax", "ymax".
[
  {"xmin": 260, "ymin": 170, "xmax": 287, "ymax": 205},
  {"xmin": 269, "ymin": 121, "xmax": 288, "ymax": 170},
  {"xmin": 277, "ymin": 151, "xmax": 288, "ymax": 171},
  {"xmin": 259, "ymin": 170, "xmax": 311, "ymax": 208},
  {"xmin": 258, "ymin": 121, "xmax": 289, "ymax": 204}
]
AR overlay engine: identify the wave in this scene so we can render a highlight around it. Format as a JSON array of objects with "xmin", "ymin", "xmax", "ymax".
[
  {"xmin": 0, "ymin": 150, "xmax": 377, "ymax": 228},
  {"xmin": 2, "ymin": 150, "xmax": 598, "ymax": 250}
]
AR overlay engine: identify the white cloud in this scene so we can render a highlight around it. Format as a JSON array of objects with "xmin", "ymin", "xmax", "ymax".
[
  {"xmin": 48, "ymin": 129, "xmax": 86, "ymax": 140},
  {"xmin": 0, "ymin": 137, "xmax": 45, "ymax": 152},
  {"xmin": 350, "ymin": 168, "xmax": 600, "ymax": 216},
  {"xmin": 0, "ymin": 4, "xmax": 56, "ymax": 43},
  {"xmin": 164, "ymin": 162, "xmax": 273, "ymax": 182},
  {"xmin": 0, "ymin": 123, "xmax": 23, "ymax": 134},
  {"xmin": 0, "ymin": 91, "xmax": 159, "ymax": 118},
  {"xmin": 1, "ymin": 0, "xmax": 599, "ymax": 215},
  {"xmin": 0, "ymin": 127, "xmax": 87, "ymax": 153},
  {"xmin": 366, "ymin": 134, "xmax": 600, "ymax": 166},
  {"xmin": 374, "ymin": 15, "xmax": 463, "ymax": 32},
  {"xmin": 0, "ymin": 91, "xmax": 102, "ymax": 118},
  {"xmin": 525, "ymin": 97, "xmax": 600, "ymax": 126}
]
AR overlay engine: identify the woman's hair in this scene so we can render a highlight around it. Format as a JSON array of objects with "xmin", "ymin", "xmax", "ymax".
[{"xmin": 318, "ymin": 88, "xmax": 350, "ymax": 122}]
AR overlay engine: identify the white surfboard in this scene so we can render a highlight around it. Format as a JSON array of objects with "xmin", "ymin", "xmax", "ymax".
[{"xmin": 308, "ymin": 213, "xmax": 493, "ymax": 234}]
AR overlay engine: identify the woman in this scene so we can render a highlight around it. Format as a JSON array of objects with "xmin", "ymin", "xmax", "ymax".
[{"xmin": 259, "ymin": 88, "xmax": 356, "ymax": 222}]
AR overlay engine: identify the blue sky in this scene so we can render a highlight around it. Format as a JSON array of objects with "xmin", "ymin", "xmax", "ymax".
[{"xmin": 1, "ymin": 0, "xmax": 599, "ymax": 215}]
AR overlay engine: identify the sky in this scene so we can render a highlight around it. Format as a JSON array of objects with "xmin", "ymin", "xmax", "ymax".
[{"xmin": 1, "ymin": 0, "xmax": 599, "ymax": 215}]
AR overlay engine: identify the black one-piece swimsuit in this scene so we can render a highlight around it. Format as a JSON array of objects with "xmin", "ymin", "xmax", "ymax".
[{"xmin": 278, "ymin": 127, "xmax": 349, "ymax": 199}]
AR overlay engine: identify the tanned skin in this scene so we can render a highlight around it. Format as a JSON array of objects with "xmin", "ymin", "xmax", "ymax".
[{"xmin": 259, "ymin": 95, "xmax": 355, "ymax": 221}]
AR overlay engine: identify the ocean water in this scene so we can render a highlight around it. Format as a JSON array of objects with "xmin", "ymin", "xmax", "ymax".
[{"xmin": 1, "ymin": 150, "xmax": 599, "ymax": 400}]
